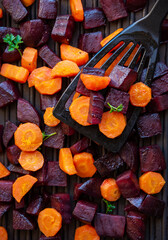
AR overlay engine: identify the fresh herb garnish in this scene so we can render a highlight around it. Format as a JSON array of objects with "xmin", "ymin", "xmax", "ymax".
[
  {"xmin": 42, "ymin": 131, "xmax": 57, "ymax": 141},
  {"xmin": 107, "ymin": 102, "xmax": 123, "ymax": 113},
  {"xmin": 103, "ymin": 199, "xmax": 116, "ymax": 214},
  {"xmin": 3, "ymin": 34, "xmax": 23, "ymax": 57}
]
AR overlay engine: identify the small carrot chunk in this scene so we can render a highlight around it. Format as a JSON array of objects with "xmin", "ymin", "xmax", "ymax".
[
  {"xmin": 18, "ymin": 151, "xmax": 44, "ymax": 172},
  {"xmin": 75, "ymin": 225, "xmax": 100, "ymax": 240},
  {"xmin": 14, "ymin": 123, "xmax": 43, "ymax": 152},
  {"xmin": 69, "ymin": 96, "xmax": 91, "ymax": 126},
  {"xmin": 51, "ymin": 60, "xmax": 80, "ymax": 78},
  {"xmin": 73, "ymin": 92, "xmax": 80, "ymax": 101},
  {"xmin": 0, "ymin": 64, "xmax": 29, "ymax": 83},
  {"xmin": 21, "ymin": 0, "xmax": 35, "ymax": 7},
  {"xmin": 60, "ymin": 44, "xmax": 89, "ymax": 66},
  {"xmin": 99, "ymin": 111, "xmax": 126, "ymax": 139},
  {"xmin": 0, "ymin": 162, "xmax": 10, "ymax": 179},
  {"xmin": 0, "ymin": 226, "xmax": 8, "ymax": 240},
  {"xmin": 80, "ymin": 74, "xmax": 111, "ymax": 91},
  {"xmin": 100, "ymin": 28, "xmax": 124, "ymax": 47},
  {"xmin": 28, "ymin": 66, "xmax": 51, "ymax": 87},
  {"xmin": 35, "ymin": 77, "xmax": 62, "ymax": 95},
  {"xmin": 43, "ymin": 107, "xmax": 60, "ymax": 127},
  {"xmin": 21, "ymin": 47, "xmax": 38, "ymax": 72},
  {"xmin": 139, "ymin": 172, "xmax": 166, "ymax": 195},
  {"xmin": 59, "ymin": 148, "xmax": 77, "ymax": 175},
  {"xmin": 13, "ymin": 174, "xmax": 38, "ymax": 202},
  {"xmin": 38, "ymin": 208, "xmax": 62, "ymax": 237},
  {"xmin": 73, "ymin": 152, "xmax": 97, "ymax": 178},
  {"xmin": 129, "ymin": 82, "xmax": 152, "ymax": 107},
  {"xmin": 0, "ymin": 8, "xmax": 3, "ymax": 19},
  {"xmin": 70, "ymin": 0, "xmax": 84, "ymax": 22},
  {"xmin": 100, "ymin": 178, "xmax": 121, "ymax": 201}
]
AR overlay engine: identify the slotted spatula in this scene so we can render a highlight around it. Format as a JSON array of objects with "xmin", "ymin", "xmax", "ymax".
[{"xmin": 53, "ymin": 0, "xmax": 168, "ymax": 153}]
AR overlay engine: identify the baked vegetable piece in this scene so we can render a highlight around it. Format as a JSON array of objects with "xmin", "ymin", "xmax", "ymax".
[
  {"xmin": 43, "ymin": 125, "xmax": 64, "ymax": 149},
  {"xmin": 21, "ymin": 47, "xmax": 38, "ymax": 72},
  {"xmin": 59, "ymin": 148, "xmax": 77, "ymax": 175},
  {"xmin": 39, "ymin": 45, "xmax": 61, "ymax": 68},
  {"xmin": 0, "ymin": 180, "xmax": 13, "ymax": 202},
  {"xmin": 39, "ymin": 233, "xmax": 61, "ymax": 240},
  {"xmin": 74, "ymin": 225, "xmax": 100, "ymax": 240},
  {"xmin": 126, "ymin": 0, "xmax": 148, "ymax": 12},
  {"xmin": 70, "ymin": 0, "xmax": 84, "ymax": 22},
  {"xmin": 35, "ymin": 161, "xmax": 48, "ymax": 186},
  {"xmin": 78, "ymin": 32, "xmax": 103, "ymax": 53},
  {"xmin": 83, "ymin": 8, "xmax": 106, "ymax": 29},
  {"xmin": 26, "ymin": 195, "xmax": 44, "ymax": 215},
  {"xmin": 70, "ymin": 137, "xmax": 90, "ymax": 155},
  {"xmin": 77, "ymin": 178, "xmax": 102, "ymax": 199},
  {"xmin": 73, "ymin": 183, "xmax": 83, "ymax": 200},
  {"xmin": 2, "ymin": 46, "xmax": 21, "ymax": 63},
  {"xmin": 0, "ymin": 203, "xmax": 11, "ymax": 218},
  {"xmin": 38, "ymin": 0, "xmax": 58, "ymax": 19},
  {"xmin": 0, "ymin": 125, "xmax": 3, "ymax": 153},
  {"xmin": 147, "ymin": 93, "xmax": 168, "ymax": 112},
  {"xmin": 100, "ymin": 178, "xmax": 121, "ymax": 201},
  {"xmin": 61, "ymin": 122, "xmax": 75, "ymax": 136},
  {"xmin": 40, "ymin": 93, "xmax": 60, "ymax": 111},
  {"xmin": 151, "ymin": 73, "xmax": 168, "ymax": 97},
  {"xmin": 7, "ymin": 164, "xmax": 30, "ymax": 175},
  {"xmin": 13, "ymin": 210, "xmax": 35, "ymax": 230},
  {"xmin": 3, "ymin": 121, "xmax": 17, "ymax": 148},
  {"xmin": 0, "ymin": 27, "xmax": 20, "ymax": 43},
  {"xmin": 127, "ymin": 191, "xmax": 146, "ymax": 209},
  {"xmin": 15, "ymin": 198, "xmax": 25, "ymax": 209}
]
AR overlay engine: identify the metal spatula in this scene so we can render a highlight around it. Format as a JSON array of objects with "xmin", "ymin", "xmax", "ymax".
[{"xmin": 53, "ymin": 0, "xmax": 168, "ymax": 153}]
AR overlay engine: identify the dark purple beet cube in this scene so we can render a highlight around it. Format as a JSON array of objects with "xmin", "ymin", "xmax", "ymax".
[
  {"xmin": 136, "ymin": 113, "xmax": 162, "ymax": 138},
  {"xmin": 83, "ymin": 8, "xmax": 106, "ymax": 29},
  {"xmin": 7, "ymin": 164, "xmax": 30, "ymax": 175},
  {"xmin": 0, "ymin": 80, "xmax": 20, "ymax": 108},
  {"xmin": 45, "ymin": 161, "xmax": 67, "ymax": 187},
  {"xmin": 38, "ymin": 0, "xmax": 58, "ymax": 19},
  {"xmin": 0, "ymin": 27, "xmax": 20, "ymax": 43},
  {"xmin": 76, "ymin": 78, "xmax": 91, "ymax": 96},
  {"xmin": 2, "ymin": 46, "xmax": 22, "ymax": 63},
  {"xmin": 147, "ymin": 94, "xmax": 168, "ymax": 113},
  {"xmin": 94, "ymin": 213, "xmax": 126, "ymax": 238},
  {"xmin": 127, "ymin": 191, "xmax": 146, "ymax": 209},
  {"xmin": 51, "ymin": 193, "xmax": 72, "ymax": 224},
  {"xmin": 74, "ymin": 183, "xmax": 83, "ymax": 200},
  {"xmin": 151, "ymin": 73, "xmax": 168, "ymax": 97},
  {"xmin": 3, "ymin": 121, "xmax": 17, "ymax": 148},
  {"xmin": 116, "ymin": 170, "xmax": 140, "ymax": 198},
  {"xmin": 153, "ymin": 62, "xmax": 168, "ymax": 79},
  {"xmin": 61, "ymin": 122, "xmax": 75, "ymax": 136},
  {"xmin": 0, "ymin": 180, "xmax": 13, "ymax": 202},
  {"xmin": 51, "ymin": 15, "xmax": 75, "ymax": 44},
  {"xmin": 39, "ymin": 233, "xmax": 61, "ymax": 240},
  {"xmin": 65, "ymin": 91, "xmax": 76, "ymax": 110},
  {"xmin": 78, "ymin": 178, "xmax": 102, "ymax": 199},
  {"xmin": 100, "ymin": 0, "xmax": 128, "ymax": 22},
  {"xmin": 70, "ymin": 137, "xmax": 90, "ymax": 155},
  {"xmin": 109, "ymin": 65, "xmax": 137, "ymax": 91},
  {"xmin": 88, "ymin": 91, "xmax": 104, "ymax": 124},
  {"xmin": 39, "ymin": 45, "xmax": 61, "ymax": 68},
  {"xmin": 15, "ymin": 198, "xmax": 25, "ymax": 210},
  {"xmin": 126, "ymin": 0, "xmax": 147, "ymax": 12},
  {"xmin": 35, "ymin": 161, "xmax": 48, "ymax": 186},
  {"xmin": 0, "ymin": 125, "xmax": 3, "ymax": 152},
  {"xmin": 13, "ymin": 210, "xmax": 35, "ymax": 230},
  {"xmin": 6, "ymin": 145, "xmax": 21, "ymax": 165},
  {"xmin": 127, "ymin": 211, "xmax": 146, "ymax": 240},
  {"xmin": 0, "ymin": 203, "xmax": 11, "ymax": 217},
  {"xmin": 124, "ymin": 204, "xmax": 138, "ymax": 212},
  {"xmin": 161, "ymin": 19, "xmax": 168, "ymax": 43},
  {"xmin": 94, "ymin": 152, "xmax": 124, "ymax": 178},
  {"xmin": 43, "ymin": 125, "xmax": 64, "ymax": 149},
  {"xmin": 73, "ymin": 200, "xmax": 97, "ymax": 224},
  {"xmin": 40, "ymin": 93, "xmax": 60, "ymax": 111},
  {"xmin": 26, "ymin": 195, "xmax": 44, "ymax": 215},
  {"xmin": 78, "ymin": 32, "xmax": 103, "ymax": 53},
  {"xmin": 139, "ymin": 145, "xmax": 166, "ymax": 172}
]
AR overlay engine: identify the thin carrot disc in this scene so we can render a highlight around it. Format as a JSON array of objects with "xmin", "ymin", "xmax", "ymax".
[
  {"xmin": 28, "ymin": 66, "xmax": 51, "ymax": 87},
  {"xmin": 43, "ymin": 107, "xmax": 60, "ymax": 127},
  {"xmin": 35, "ymin": 78, "xmax": 62, "ymax": 95},
  {"xmin": 80, "ymin": 74, "xmax": 111, "ymax": 91},
  {"xmin": 18, "ymin": 151, "xmax": 44, "ymax": 171},
  {"xmin": 0, "ymin": 162, "xmax": 10, "ymax": 179},
  {"xmin": 100, "ymin": 178, "xmax": 121, "ymax": 201},
  {"xmin": 0, "ymin": 226, "xmax": 8, "ymax": 240},
  {"xmin": 75, "ymin": 225, "xmax": 100, "ymax": 240}
]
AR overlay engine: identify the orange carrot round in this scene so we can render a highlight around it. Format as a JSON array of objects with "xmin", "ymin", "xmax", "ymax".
[
  {"xmin": 14, "ymin": 123, "xmax": 43, "ymax": 152},
  {"xmin": 99, "ymin": 111, "xmax": 126, "ymax": 139},
  {"xmin": 38, "ymin": 208, "xmax": 62, "ymax": 237},
  {"xmin": 75, "ymin": 225, "xmax": 100, "ymax": 240},
  {"xmin": 43, "ymin": 107, "xmax": 60, "ymax": 127},
  {"xmin": 51, "ymin": 60, "xmax": 80, "ymax": 78},
  {"xmin": 139, "ymin": 172, "xmax": 166, "ymax": 195},
  {"xmin": 28, "ymin": 66, "xmax": 51, "ymax": 87},
  {"xmin": 80, "ymin": 74, "xmax": 111, "ymax": 91},
  {"xmin": 73, "ymin": 152, "xmax": 97, "ymax": 178},
  {"xmin": 59, "ymin": 148, "xmax": 77, "ymax": 175},
  {"xmin": 21, "ymin": 0, "xmax": 35, "ymax": 7},
  {"xmin": 100, "ymin": 178, "xmax": 121, "ymax": 202},
  {"xmin": 0, "ymin": 163, "xmax": 10, "ymax": 179},
  {"xmin": 13, "ymin": 175, "xmax": 38, "ymax": 202},
  {"xmin": 70, "ymin": 0, "xmax": 84, "ymax": 22},
  {"xmin": 0, "ymin": 226, "xmax": 8, "ymax": 240},
  {"xmin": 129, "ymin": 82, "xmax": 152, "ymax": 107},
  {"xmin": 18, "ymin": 151, "xmax": 44, "ymax": 172},
  {"xmin": 69, "ymin": 96, "xmax": 91, "ymax": 126},
  {"xmin": 35, "ymin": 77, "xmax": 62, "ymax": 95},
  {"xmin": 0, "ymin": 8, "xmax": 3, "ymax": 19}
]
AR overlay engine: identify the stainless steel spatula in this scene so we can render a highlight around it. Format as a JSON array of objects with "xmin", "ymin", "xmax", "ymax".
[{"xmin": 53, "ymin": 0, "xmax": 168, "ymax": 153}]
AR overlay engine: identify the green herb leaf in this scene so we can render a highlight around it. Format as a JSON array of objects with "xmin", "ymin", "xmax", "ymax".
[
  {"xmin": 42, "ymin": 131, "xmax": 57, "ymax": 141},
  {"xmin": 103, "ymin": 199, "xmax": 115, "ymax": 214},
  {"xmin": 3, "ymin": 34, "xmax": 23, "ymax": 57},
  {"xmin": 107, "ymin": 102, "xmax": 124, "ymax": 113}
]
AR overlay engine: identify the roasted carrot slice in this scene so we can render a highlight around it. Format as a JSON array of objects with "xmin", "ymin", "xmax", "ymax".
[
  {"xmin": 60, "ymin": 44, "xmax": 89, "ymax": 66},
  {"xmin": 73, "ymin": 152, "xmax": 97, "ymax": 178},
  {"xmin": 38, "ymin": 208, "xmax": 62, "ymax": 237},
  {"xmin": 35, "ymin": 77, "xmax": 62, "ymax": 95},
  {"xmin": 80, "ymin": 74, "xmax": 111, "ymax": 91},
  {"xmin": 69, "ymin": 96, "xmax": 91, "ymax": 126},
  {"xmin": 100, "ymin": 28, "xmax": 124, "ymax": 47},
  {"xmin": 72, "ymin": 92, "xmax": 80, "ymax": 101},
  {"xmin": 28, "ymin": 66, "xmax": 51, "ymax": 87},
  {"xmin": 21, "ymin": 0, "xmax": 35, "ymax": 7},
  {"xmin": 0, "ymin": 162, "xmax": 10, "ymax": 179},
  {"xmin": 18, "ymin": 151, "xmax": 44, "ymax": 171},
  {"xmin": 13, "ymin": 174, "xmax": 38, "ymax": 202},
  {"xmin": 59, "ymin": 148, "xmax": 77, "ymax": 175},
  {"xmin": 99, "ymin": 111, "xmax": 126, "ymax": 139},
  {"xmin": 0, "ymin": 64, "xmax": 29, "ymax": 83},
  {"xmin": 139, "ymin": 172, "xmax": 166, "ymax": 195},
  {"xmin": 51, "ymin": 60, "xmax": 80, "ymax": 78},
  {"xmin": 75, "ymin": 225, "xmax": 100, "ymax": 240},
  {"xmin": 0, "ymin": 8, "xmax": 3, "ymax": 19},
  {"xmin": 0, "ymin": 226, "xmax": 8, "ymax": 240},
  {"xmin": 100, "ymin": 178, "xmax": 121, "ymax": 201},
  {"xmin": 21, "ymin": 47, "xmax": 38, "ymax": 72},
  {"xmin": 129, "ymin": 82, "xmax": 152, "ymax": 107},
  {"xmin": 43, "ymin": 107, "xmax": 60, "ymax": 127},
  {"xmin": 14, "ymin": 123, "xmax": 43, "ymax": 152},
  {"xmin": 70, "ymin": 0, "xmax": 84, "ymax": 22}
]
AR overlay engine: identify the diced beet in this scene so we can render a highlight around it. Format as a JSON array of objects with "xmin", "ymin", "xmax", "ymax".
[
  {"xmin": 0, "ymin": 27, "xmax": 20, "ymax": 43},
  {"xmin": 2, "ymin": 46, "xmax": 21, "ymax": 63},
  {"xmin": 105, "ymin": 88, "xmax": 130, "ymax": 114},
  {"xmin": 127, "ymin": 191, "xmax": 146, "ymax": 209},
  {"xmin": 43, "ymin": 125, "xmax": 64, "ymax": 149},
  {"xmin": 126, "ymin": 0, "xmax": 147, "ymax": 12},
  {"xmin": 61, "ymin": 122, "xmax": 75, "ymax": 136},
  {"xmin": 15, "ymin": 198, "xmax": 25, "ymax": 209},
  {"xmin": 151, "ymin": 73, "xmax": 168, "ymax": 97},
  {"xmin": 78, "ymin": 178, "xmax": 102, "ymax": 199},
  {"xmin": 124, "ymin": 204, "xmax": 138, "ymax": 212},
  {"xmin": 147, "ymin": 94, "xmax": 168, "ymax": 113},
  {"xmin": 100, "ymin": 0, "xmax": 128, "ymax": 22},
  {"xmin": 2, "ymin": 0, "xmax": 28, "ymax": 22},
  {"xmin": 73, "ymin": 200, "xmax": 97, "ymax": 224},
  {"xmin": 6, "ymin": 145, "xmax": 21, "ymax": 165},
  {"xmin": 39, "ymin": 233, "xmax": 61, "ymax": 240},
  {"xmin": 20, "ymin": 19, "xmax": 51, "ymax": 48},
  {"xmin": 2, "ymin": 121, "xmax": 17, "ymax": 147},
  {"xmin": 13, "ymin": 210, "xmax": 35, "ymax": 230},
  {"xmin": 139, "ymin": 195, "xmax": 165, "ymax": 217},
  {"xmin": 38, "ymin": 0, "xmax": 57, "ymax": 19},
  {"xmin": 94, "ymin": 213, "xmax": 126, "ymax": 238},
  {"xmin": 78, "ymin": 32, "xmax": 103, "ymax": 53},
  {"xmin": 7, "ymin": 164, "xmax": 30, "ymax": 175},
  {"xmin": 51, "ymin": 193, "xmax": 72, "ymax": 224},
  {"xmin": 39, "ymin": 45, "xmax": 61, "ymax": 68},
  {"xmin": 119, "ymin": 140, "xmax": 139, "ymax": 172},
  {"xmin": 0, "ymin": 125, "xmax": 3, "ymax": 152},
  {"xmin": 26, "ymin": 195, "xmax": 44, "ymax": 215},
  {"xmin": 0, "ymin": 203, "xmax": 11, "ymax": 217},
  {"xmin": 153, "ymin": 62, "xmax": 168, "ymax": 79},
  {"xmin": 65, "ymin": 91, "xmax": 76, "ymax": 110},
  {"xmin": 139, "ymin": 145, "xmax": 166, "ymax": 172},
  {"xmin": 17, "ymin": 98, "xmax": 41, "ymax": 126},
  {"xmin": 127, "ymin": 211, "xmax": 146, "ymax": 240},
  {"xmin": 0, "ymin": 180, "xmax": 13, "ymax": 202},
  {"xmin": 74, "ymin": 183, "xmax": 83, "ymax": 200},
  {"xmin": 85, "ymin": 142, "xmax": 101, "ymax": 159},
  {"xmin": 76, "ymin": 79, "xmax": 91, "ymax": 96},
  {"xmin": 109, "ymin": 65, "xmax": 137, "ymax": 91},
  {"xmin": 136, "ymin": 113, "xmax": 162, "ymax": 138},
  {"xmin": 45, "ymin": 161, "xmax": 67, "ymax": 187},
  {"xmin": 70, "ymin": 137, "xmax": 90, "ymax": 155},
  {"xmin": 40, "ymin": 93, "xmax": 60, "ymax": 111},
  {"xmin": 116, "ymin": 170, "xmax": 140, "ymax": 198},
  {"xmin": 83, "ymin": 8, "xmax": 106, "ymax": 29},
  {"xmin": 51, "ymin": 15, "xmax": 75, "ymax": 44},
  {"xmin": 35, "ymin": 161, "xmax": 48, "ymax": 186},
  {"xmin": 0, "ymin": 80, "xmax": 20, "ymax": 108},
  {"xmin": 94, "ymin": 152, "xmax": 124, "ymax": 178},
  {"xmin": 161, "ymin": 19, "xmax": 168, "ymax": 43}
]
